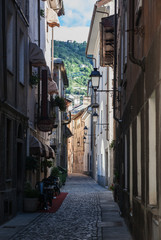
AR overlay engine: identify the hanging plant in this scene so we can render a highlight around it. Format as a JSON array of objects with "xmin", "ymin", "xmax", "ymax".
[
  {"xmin": 42, "ymin": 159, "xmax": 53, "ymax": 168},
  {"xmin": 51, "ymin": 96, "xmax": 66, "ymax": 111},
  {"xmin": 26, "ymin": 156, "xmax": 38, "ymax": 171},
  {"xmin": 30, "ymin": 72, "xmax": 39, "ymax": 85},
  {"xmin": 40, "ymin": 9, "xmax": 45, "ymax": 18}
]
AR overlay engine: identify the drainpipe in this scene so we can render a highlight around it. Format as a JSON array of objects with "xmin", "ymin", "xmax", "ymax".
[
  {"xmin": 113, "ymin": 0, "xmax": 121, "ymax": 123},
  {"xmin": 38, "ymin": 0, "xmax": 40, "ymax": 117},
  {"xmin": 129, "ymin": 0, "xmax": 145, "ymax": 71},
  {"xmin": 2, "ymin": 0, "xmax": 7, "ymax": 102}
]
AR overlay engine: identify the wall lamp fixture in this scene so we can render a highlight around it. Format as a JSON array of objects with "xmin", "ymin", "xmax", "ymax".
[
  {"xmin": 83, "ymin": 136, "xmax": 87, "ymax": 144},
  {"xmin": 90, "ymin": 69, "xmax": 120, "ymax": 93},
  {"xmin": 90, "ymin": 68, "xmax": 102, "ymax": 91},
  {"xmin": 93, "ymin": 112, "xmax": 99, "ymax": 122},
  {"xmin": 84, "ymin": 126, "xmax": 88, "ymax": 135}
]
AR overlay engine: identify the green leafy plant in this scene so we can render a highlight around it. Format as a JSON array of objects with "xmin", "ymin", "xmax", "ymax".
[
  {"xmin": 24, "ymin": 182, "xmax": 40, "ymax": 198},
  {"xmin": 40, "ymin": 9, "xmax": 45, "ymax": 18},
  {"xmin": 42, "ymin": 159, "xmax": 53, "ymax": 168},
  {"xmin": 53, "ymin": 96, "xmax": 66, "ymax": 111},
  {"xmin": 50, "ymin": 167, "xmax": 60, "ymax": 177},
  {"xmin": 114, "ymin": 170, "xmax": 119, "ymax": 183},
  {"xmin": 30, "ymin": 72, "xmax": 39, "ymax": 85},
  {"xmin": 109, "ymin": 140, "xmax": 115, "ymax": 149},
  {"xmin": 26, "ymin": 156, "xmax": 38, "ymax": 171},
  {"xmin": 109, "ymin": 183, "xmax": 114, "ymax": 191},
  {"xmin": 54, "ymin": 40, "xmax": 93, "ymax": 96}
]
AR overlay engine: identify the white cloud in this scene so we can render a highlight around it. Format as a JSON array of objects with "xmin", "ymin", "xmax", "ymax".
[
  {"xmin": 60, "ymin": 0, "xmax": 96, "ymax": 27},
  {"xmin": 54, "ymin": 26, "xmax": 90, "ymax": 43}
]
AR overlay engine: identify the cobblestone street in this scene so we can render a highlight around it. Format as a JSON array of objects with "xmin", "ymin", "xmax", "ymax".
[{"xmin": 1, "ymin": 174, "xmax": 132, "ymax": 240}]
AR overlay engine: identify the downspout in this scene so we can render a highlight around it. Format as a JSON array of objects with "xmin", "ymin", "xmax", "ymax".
[
  {"xmin": 113, "ymin": 0, "xmax": 121, "ymax": 123},
  {"xmin": 15, "ymin": 11, "xmax": 18, "ymax": 107},
  {"xmin": 38, "ymin": 0, "xmax": 40, "ymax": 117},
  {"xmin": 129, "ymin": 0, "xmax": 145, "ymax": 71},
  {"xmin": 2, "ymin": 0, "xmax": 7, "ymax": 102}
]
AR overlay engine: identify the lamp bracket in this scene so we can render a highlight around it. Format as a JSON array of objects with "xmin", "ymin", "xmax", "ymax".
[{"xmin": 96, "ymin": 89, "xmax": 119, "ymax": 92}]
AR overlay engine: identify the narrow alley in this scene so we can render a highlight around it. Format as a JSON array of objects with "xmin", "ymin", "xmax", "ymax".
[{"xmin": 0, "ymin": 174, "xmax": 132, "ymax": 240}]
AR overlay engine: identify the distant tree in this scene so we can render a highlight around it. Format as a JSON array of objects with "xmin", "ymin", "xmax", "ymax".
[{"xmin": 54, "ymin": 40, "xmax": 92, "ymax": 96}]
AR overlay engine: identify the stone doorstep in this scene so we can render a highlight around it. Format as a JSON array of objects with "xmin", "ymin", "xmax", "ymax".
[
  {"xmin": 100, "ymin": 204, "xmax": 116, "ymax": 207},
  {"xmin": 102, "ymin": 228, "xmax": 132, "ymax": 240},
  {"xmin": 97, "ymin": 221, "xmax": 123, "ymax": 228}
]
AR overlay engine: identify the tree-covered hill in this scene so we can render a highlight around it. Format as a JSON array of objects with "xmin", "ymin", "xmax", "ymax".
[{"xmin": 54, "ymin": 40, "xmax": 93, "ymax": 95}]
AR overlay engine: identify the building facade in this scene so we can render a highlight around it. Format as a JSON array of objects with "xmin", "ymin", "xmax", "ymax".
[
  {"xmin": 115, "ymin": 0, "xmax": 161, "ymax": 239},
  {"xmin": 86, "ymin": 0, "xmax": 114, "ymax": 186},
  {"xmin": 0, "ymin": 0, "xmax": 29, "ymax": 224},
  {"xmin": 0, "ymin": 0, "xmax": 65, "ymax": 225}
]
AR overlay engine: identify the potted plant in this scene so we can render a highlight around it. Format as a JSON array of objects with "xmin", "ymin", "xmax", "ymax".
[
  {"xmin": 50, "ymin": 167, "xmax": 62, "ymax": 187},
  {"xmin": 51, "ymin": 96, "xmax": 66, "ymax": 111},
  {"xmin": 41, "ymin": 159, "xmax": 53, "ymax": 178},
  {"xmin": 24, "ymin": 182, "xmax": 40, "ymax": 212}
]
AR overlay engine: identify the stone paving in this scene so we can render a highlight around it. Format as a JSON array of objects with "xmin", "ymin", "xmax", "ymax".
[{"xmin": 0, "ymin": 173, "xmax": 132, "ymax": 240}]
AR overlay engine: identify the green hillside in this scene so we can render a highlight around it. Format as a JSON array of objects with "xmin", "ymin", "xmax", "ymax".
[{"xmin": 54, "ymin": 40, "xmax": 93, "ymax": 95}]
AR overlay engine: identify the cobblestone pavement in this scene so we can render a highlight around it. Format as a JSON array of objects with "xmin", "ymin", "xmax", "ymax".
[
  {"xmin": 10, "ymin": 174, "xmax": 132, "ymax": 240},
  {"xmin": 11, "ymin": 174, "xmax": 106, "ymax": 240}
]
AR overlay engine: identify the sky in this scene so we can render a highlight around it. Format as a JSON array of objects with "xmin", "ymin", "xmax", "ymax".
[{"xmin": 54, "ymin": 0, "xmax": 97, "ymax": 43}]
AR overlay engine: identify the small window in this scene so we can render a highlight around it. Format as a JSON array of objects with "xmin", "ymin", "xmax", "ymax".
[
  {"xmin": 124, "ymin": 11, "xmax": 128, "ymax": 65},
  {"xmin": 7, "ymin": 13, "xmax": 14, "ymax": 72},
  {"xmin": 19, "ymin": 30, "xmax": 25, "ymax": 84},
  {"xmin": 101, "ymin": 110, "xmax": 103, "ymax": 133}
]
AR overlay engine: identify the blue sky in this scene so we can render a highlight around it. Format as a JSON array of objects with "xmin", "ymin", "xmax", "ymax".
[
  {"xmin": 54, "ymin": 0, "xmax": 96, "ymax": 42},
  {"xmin": 60, "ymin": 0, "xmax": 96, "ymax": 27}
]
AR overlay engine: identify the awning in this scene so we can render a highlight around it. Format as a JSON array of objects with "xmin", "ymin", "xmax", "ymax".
[
  {"xmin": 47, "ymin": 0, "xmax": 65, "ymax": 16},
  {"xmin": 64, "ymin": 126, "xmax": 73, "ymax": 138},
  {"xmin": 41, "ymin": 143, "xmax": 50, "ymax": 158},
  {"xmin": 48, "ymin": 80, "xmax": 59, "ymax": 95},
  {"xmin": 46, "ymin": 7, "xmax": 60, "ymax": 28},
  {"xmin": 29, "ymin": 43, "xmax": 46, "ymax": 67},
  {"xmin": 41, "ymin": 66, "xmax": 52, "ymax": 81},
  {"xmin": 29, "ymin": 135, "xmax": 55, "ymax": 158},
  {"xmin": 47, "ymin": 145, "xmax": 56, "ymax": 159},
  {"xmin": 96, "ymin": 0, "xmax": 112, "ymax": 8},
  {"xmin": 100, "ymin": 15, "xmax": 114, "ymax": 67},
  {"xmin": 29, "ymin": 135, "xmax": 43, "ymax": 156}
]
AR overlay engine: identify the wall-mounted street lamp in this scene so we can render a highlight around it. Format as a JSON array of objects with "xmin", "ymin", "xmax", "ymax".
[
  {"xmin": 83, "ymin": 136, "xmax": 86, "ymax": 143},
  {"xmin": 93, "ymin": 112, "xmax": 99, "ymax": 122},
  {"xmin": 90, "ymin": 68, "xmax": 102, "ymax": 91},
  {"xmin": 84, "ymin": 126, "xmax": 88, "ymax": 135}
]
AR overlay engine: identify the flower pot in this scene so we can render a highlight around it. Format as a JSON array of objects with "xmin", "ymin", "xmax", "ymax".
[{"xmin": 24, "ymin": 198, "xmax": 39, "ymax": 212}]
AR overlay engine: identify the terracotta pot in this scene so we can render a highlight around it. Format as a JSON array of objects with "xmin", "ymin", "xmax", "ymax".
[{"xmin": 24, "ymin": 198, "xmax": 39, "ymax": 212}]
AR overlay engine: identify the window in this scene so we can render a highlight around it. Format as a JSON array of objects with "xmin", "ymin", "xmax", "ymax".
[
  {"xmin": 101, "ymin": 154, "xmax": 103, "ymax": 175},
  {"xmin": 124, "ymin": 134, "xmax": 128, "ymax": 189},
  {"xmin": 137, "ymin": 113, "xmax": 141, "ymax": 197},
  {"xmin": 130, "ymin": 125, "xmax": 133, "ymax": 207},
  {"xmin": 121, "ymin": 34, "xmax": 124, "ymax": 80},
  {"xmin": 149, "ymin": 91, "xmax": 157, "ymax": 205},
  {"xmin": 19, "ymin": 30, "xmax": 25, "ymax": 84},
  {"xmin": 100, "ymin": 110, "xmax": 103, "ymax": 133},
  {"xmin": 124, "ymin": 11, "xmax": 128, "ymax": 64},
  {"xmin": 7, "ymin": 13, "xmax": 14, "ymax": 72}
]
